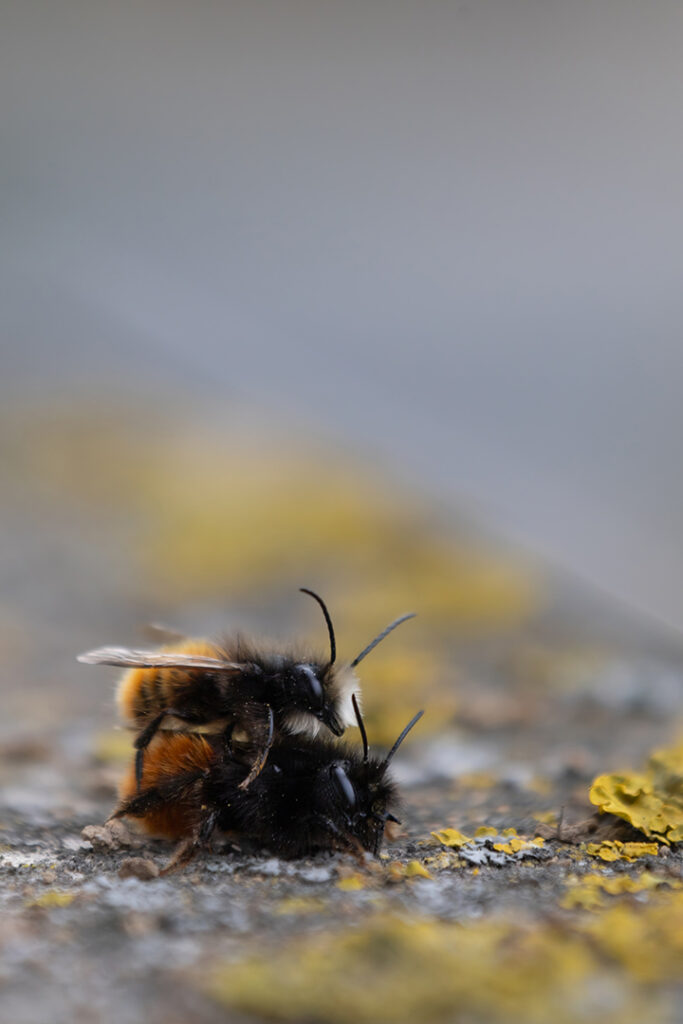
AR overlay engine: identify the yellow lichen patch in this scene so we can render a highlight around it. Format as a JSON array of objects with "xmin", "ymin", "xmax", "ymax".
[
  {"xmin": 119, "ymin": 428, "xmax": 540, "ymax": 633},
  {"xmin": 493, "ymin": 836, "xmax": 544, "ymax": 855},
  {"xmin": 561, "ymin": 871, "xmax": 678, "ymax": 910},
  {"xmin": 91, "ymin": 729, "xmax": 133, "ymax": 764},
  {"xmin": 9, "ymin": 400, "xmax": 546, "ymax": 735},
  {"xmin": 336, "ymin": 874, "xmax": 366, "ymax": 892},
  {"xmin": 532, "ymin": 810, "xmax": 558, "ymax": 824},
  {"xmin": 430, "ymin": 828, "xmax": 547, "ymax": 867},
  {"xmin": 589, "ymin": 741, "xmax": 683, "ymax": 844},
  {"xmin": 26, "ymin": 891, "xmax": 75, "ymax": 909},
  {"xmin": 584, "ymin": 841, "xmax": 659, "ymax": 863},
  {"xmin": 496, "ymin": 836, "xmax": 544, "ymax": 854},
  {"xmin": 403, "ymin": 861, "xmax": 433, "ymax": 880},
  {"xmin": 353, "ymin": 648, "xmax": 455, "ymax": 746},
  {"xmin": 386, "ymin": 860, "xmax": 434, "ymax": 882},
  {"xmin": 454, "ymin": 771, "xmax": 497, "ymax": 789},
  {"xmin": 333, "ymin": 544, "xmax": 540, "ymax": 637},
  {"xmin": 207, "ymin": 913, "xmax": 666, "ymax": 1024},
  {"xmin": 422, "ymin": 851, "xmax": 456, "ymax": 873},
  {"xmin": 431, "ymin": 828, "xmax": 471, "ymax": 848},
  {"xmin": 586, "ymin": 890, "xmax": 683, "ymax": 983},
  {"xmin": 7, "ymin": 401, "xmax": 540, "ymax": 634}
]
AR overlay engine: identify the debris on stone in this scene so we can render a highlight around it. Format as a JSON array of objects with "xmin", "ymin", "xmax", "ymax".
[
  {"xmin": 81, "ymin": 819, "xmax": 145, "ymax": 852},
  {"xmin": 118, "ymin": 857, "xmax": 160, "ymax": 881}
]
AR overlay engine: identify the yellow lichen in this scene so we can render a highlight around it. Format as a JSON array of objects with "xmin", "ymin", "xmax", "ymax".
[
  {"xmin": 493, "ymin": 836, "xmax": 545, "ymax": 855},
  {"xmin": 532, "ymin": 810, "xmax": 558, "ymax": 824},
  {"xmin": 561, "ymin": 871, "xmax": 678, "ymax": 911},
  {"xmin": 431, "ymin": 827, "xmax": 544, "ymax": 857},
  {"xmin": 403, "ymin": 861, "xmax": 433, "ymax": 880},
  {"xmin": 8, "ymin": 400, "xmax": 546, "ymax": 743},
  {"xmin": 431, "ymin": 828, "xmax": 471, "ymax": 848},
  {"xmin": 454, "ymin": 771, "xmax": 497, "ymax": 789},
  {"xmin": 91, "ymin": 729, "xmax": 133, "ymax": 764},
  {"xmin": 584, "ymin": 840, "xmax": 659, "ymax": 863},
  {"xmin": 27, "ymin": 891, "xmax": 75, "ymax": 909},
  {"xmin": 336, "ymin": 874, "xmax": 366, "ymax": 892},
  {"xmin": 589, "ymin": 741, "xmax": 683, "ymax": 844},
  {"xmin": 386, "ymin": 860, "xmax": 434, "ymax": 882},
  {"xmin": 207, "ymin": 909, "xmax": 677, "ymax": 1024},
  {"xmin": 8, "ymin": 402, "xmax": 540, "ymax": 636},
  {"xmin": 353, "ymin": 648, "xmax": 456, "ymax": 746},
  {"xmin": 586, "ymin": 891, "xmax": 683, "ymax": 983},
  {"xmin": 422, "ymin": 851, "xmax": 456, "ymax": 873}
]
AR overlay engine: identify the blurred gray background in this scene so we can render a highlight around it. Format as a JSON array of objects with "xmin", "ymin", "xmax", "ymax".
[{"xmin": 3, "ymin": 0, "xmax": 683, "ymax": 631}]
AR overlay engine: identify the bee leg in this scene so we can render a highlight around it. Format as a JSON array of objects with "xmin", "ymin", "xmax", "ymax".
[
  {"xmin": 134, "ymin": 707, "xmax": 200, "ymax": 790},
  {"xmin": 318, "ymin": 816, "xmax": 366, "ymax": 864},
  {"xmin": 237, "ymin": 705, "xmax": 275, "ymax": 791},
  {"xmin": 160, "ymin": 807, "xmax": 218, "ymax": 875},
  {"xmin": 109, "ymin": 785, "xmax": 168, "ymax": 823},
  {"xmin": 199, "ymin": 808, "xmax": 219, "ymax": 844},
  {"xmin": 160, "ymin": 837, "xmax": 199, "ymax": 874},
  {"xmin": 112, "ymin": 764, "xmax": 209, "ymax": 823}
]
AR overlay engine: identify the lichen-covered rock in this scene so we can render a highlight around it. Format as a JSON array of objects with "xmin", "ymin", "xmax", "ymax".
[
  {"xmin": 206, "ymin": 902, "xmax": 683, "ymax": 1024},
  {"xmin": 589, "ymin": 742, "xmax": 683, "ymax": 844}
]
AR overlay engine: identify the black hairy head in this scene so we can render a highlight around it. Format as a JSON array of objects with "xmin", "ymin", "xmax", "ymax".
[
  {"xmin": 316, "ymin": 746, "xmax": 399, "ymax": 855},
  {"xmin": 211, "ymin": 696, "xmax": 423, "ymax": 859},
  {"xmin": 210, "ymin": 733, "xmax": 399, "ymax": 857}
]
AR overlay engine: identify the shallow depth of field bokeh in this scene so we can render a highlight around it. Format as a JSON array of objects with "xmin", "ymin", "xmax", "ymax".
[
  {"xmin": 3, "ymin": 4, "xmax": 683, "ymax": 1024},
  {"xmin": 1, "ymin": 395, "xmax": 539, "ymax": 738},
  {"xmin": 2, "ymin": 394, "xmax": 683, "ymax": 1024}
]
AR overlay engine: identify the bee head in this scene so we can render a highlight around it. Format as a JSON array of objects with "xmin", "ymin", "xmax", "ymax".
[
  {"xmin": 289, "ymin": 662, "xmax": 345, "ymax": 736},
  {"xmin": 326, "ymin": 757, "xmax": 398, "ymax": 853},
  {"xmin": 322, "ymin": 695, "xmax": 424, "ymax": 854},
  {"xmin": 295, "ymin": 588, "xmax": 416, "ymax": 742},
  {"xmin": 294, "ymin": 589, "xmax": 344, "ymax": 736}
]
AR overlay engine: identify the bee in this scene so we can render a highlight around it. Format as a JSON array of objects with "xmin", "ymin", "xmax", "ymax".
[
  {"xmin": 110, "ymin": 695, "xmax": 424, "ymax": 870},
  {"xmin": 78, "ymin": 590, "xmax": 415, "ymax": 791}
]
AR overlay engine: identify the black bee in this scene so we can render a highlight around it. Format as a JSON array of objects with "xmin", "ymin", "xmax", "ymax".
[
  {"xmin": 111, "ymin": 695, "xmax": 424, "ymax": 870},
  {"xmin": 78, "ymin": 589, "xmax": 415, "ymax": 790}
]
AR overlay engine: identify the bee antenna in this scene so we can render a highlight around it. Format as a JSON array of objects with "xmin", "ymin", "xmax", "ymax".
[
  {"xmin": 299, "ymin": 588, "xmax": 336, "ymax": 665},
  {"xmin": 384, "ymin": 710, "xmax": 424, "ymax": 764},
  {"xmin": 351, "ymin": 693, "xmax": 368, "ymax": 763},
  {"xmin": 350, "ymin": 613, "xmax": 416, "ymax": 668}
]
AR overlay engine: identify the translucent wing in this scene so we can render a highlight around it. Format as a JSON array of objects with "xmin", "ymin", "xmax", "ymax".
[{"xmin": 77, "ymin": 646, "xmax": 246, "ymax": 671}]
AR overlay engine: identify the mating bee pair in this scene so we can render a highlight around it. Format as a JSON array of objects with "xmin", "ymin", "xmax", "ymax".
[{"xmin": 79, "ymin": 589, "xmax": 423, "ymax": 870}]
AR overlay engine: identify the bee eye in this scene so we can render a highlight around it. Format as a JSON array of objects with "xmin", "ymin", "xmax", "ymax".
[
  {"xmin": 330, "ymin": 764, "xmax": 356, "ymax": 809},
  {"xmin": 296, "ymin": 664, "xmax": 323, "ymax": 710}
]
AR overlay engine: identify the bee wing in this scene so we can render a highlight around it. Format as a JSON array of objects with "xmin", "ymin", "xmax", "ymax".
[{"xmin": 76, "ymin": 646, "xmax": 246, "ymax": 671}]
